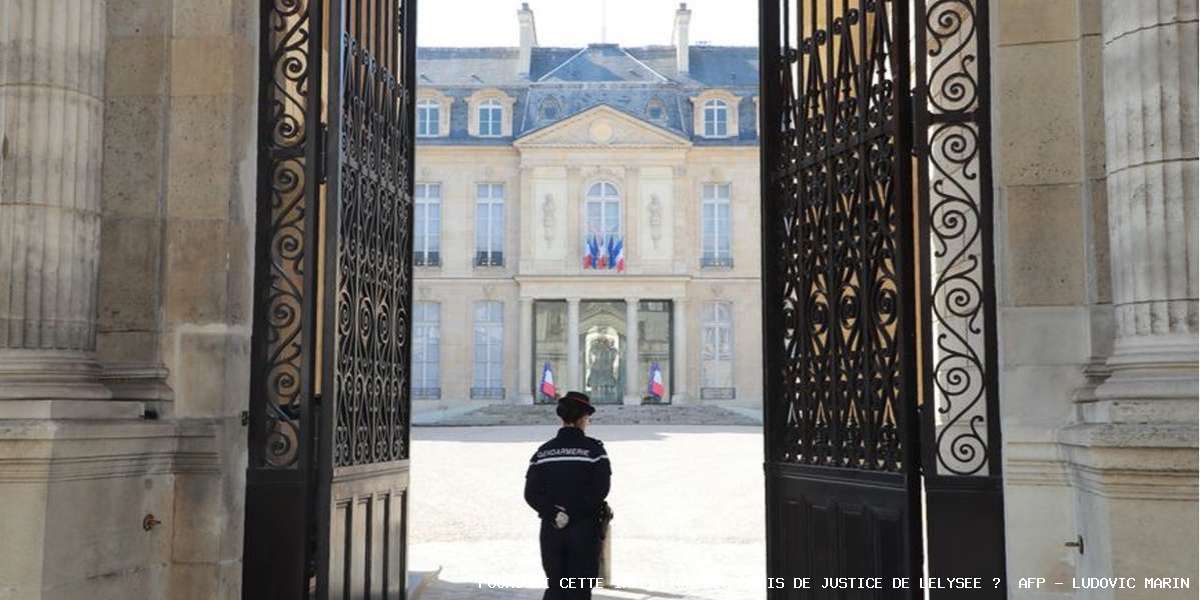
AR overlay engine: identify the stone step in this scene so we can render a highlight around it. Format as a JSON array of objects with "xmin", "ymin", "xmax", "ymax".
[{"xmin": 416, "ymin": 403, "xmax": 761, "ymax": 427}]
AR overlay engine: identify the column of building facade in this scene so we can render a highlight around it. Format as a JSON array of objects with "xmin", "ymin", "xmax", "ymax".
[
  {"xmin": 671, "ymin": 298, "xmax": 687, "ymax": 403},
  {"xmin": 624, "ymin": 297, "xmax": 639, "ymax": 404},
  {"xmin": 518, "ymin": 297, "xmax": 533, "ymax": 403},
  {"xmin": 566, "ymin": 297, "xmax": 581, "ymax": 391},
  {"xmin": 1094, "ymin": 0, "xmax": 1198, "ymax": 419},
  {"xmin": 0, "ymin": 0, "xmax": 111, "ymax": 406}
]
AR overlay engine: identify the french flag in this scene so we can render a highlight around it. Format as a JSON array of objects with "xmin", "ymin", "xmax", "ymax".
[
  {"xmin": 540, "ymin": 362, "xmax": 557, "ymax": 399},
  {"xmin": 647, "ymin": 362, "xmax": 665, "ymax": 400},
  {"xmin": 583, "ymin": 235, "xmax": 601, "ymax": 269},
  {"xmin": 607, "ymin": 236, "xmax": 625, "ymax": 272}
]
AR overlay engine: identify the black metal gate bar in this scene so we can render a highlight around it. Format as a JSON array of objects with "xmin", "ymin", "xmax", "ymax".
[
  {"xmin": 913, "ymin": 0, "xmax": 1007, "ymax": 594},
  {"xmin": 244, "ymin": 0, "xmax": 324, "ymax": 596},
  {"xmin": 318, "ymin": 0, "xmax": 416, "ymax": 597},
  {"xmin": 761, "ymin": 0, "xmax": 923, "ymax": 596}
]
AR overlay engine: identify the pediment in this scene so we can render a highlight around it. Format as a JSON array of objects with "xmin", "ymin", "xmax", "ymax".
[{"xmin": 514, "ymin": 105, "xmax": 690, "ymax": 149}]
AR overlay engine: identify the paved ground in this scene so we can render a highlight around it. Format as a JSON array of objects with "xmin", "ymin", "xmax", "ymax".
[{"xmin": 408, "ymin": 425, "xmax": 766, "ymax": 600}]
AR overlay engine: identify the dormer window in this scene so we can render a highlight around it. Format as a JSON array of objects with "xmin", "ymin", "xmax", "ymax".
[
  {"xmin": 691, "ymin": 90, "xmax": 740, "ymax": 139},
  {"xmin": 478, "ymin": 99, "xmax": 503, "ymax": 137},
  {"xmin": 703, "ymin": 99, "xmax": 729, "ymax": 137},
  {"xmin": 540, "ymin": 98, "xmax": 561, "ymax": 120},
  {"xmin": 417, "ymin": 100, "xmax": 440, "ymax": 137},
  {"xmin": 466, "ymin": 89, "xmax": 516, "ymax": 137},
  {"xmin": 415, "ymin": 89, "xmax": 451, "ymax": 138},
  {"xmin": 646, "ymin": 98, "xmax": 667, "ymax": 123}
]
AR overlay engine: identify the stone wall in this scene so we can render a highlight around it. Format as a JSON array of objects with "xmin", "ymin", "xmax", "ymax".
[
  {"xmin": 0, "ymin": 0, "xmax": 259, "ymax": 598},
  {"xmin": 993, "ymin": 0, "xmax": 1198, "ymax": 597}
]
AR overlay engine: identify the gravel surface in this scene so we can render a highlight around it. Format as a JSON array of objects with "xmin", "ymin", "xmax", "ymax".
[{"xmin": 409, "ymin": 425, "xmax": 766, "ymax": 600}]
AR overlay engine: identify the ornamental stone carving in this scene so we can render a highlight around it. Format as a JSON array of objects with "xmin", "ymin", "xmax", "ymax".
[
  {"xmin": 648, "ymin": 194, "xmax": 664, "ymax": 249},
  {"xmin": 542, "ymin": 194, "xmax": 556, "ymax": 244}
]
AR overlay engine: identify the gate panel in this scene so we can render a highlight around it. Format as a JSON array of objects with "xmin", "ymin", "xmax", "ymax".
[
  {"xmin": 913, "ymin": 1, "xmax": 1007, "ymax": 594},
  {"xmin": 318, "ymin": 0, "xmax": 417, "ymax": 598},
  {"xmin": 761, "ymin": 0, "xmax": 921, "ymax": 596},
  {"xmin": 245, "ymin": 0, "xmax": 324, "ymax": 596}
]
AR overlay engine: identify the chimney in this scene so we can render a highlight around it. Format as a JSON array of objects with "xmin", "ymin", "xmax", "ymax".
[
  {"xmin": 673, "ymin": 2, "xmax": 691, "ymax": 75},
  {"xmin": 518, "ymin": 3, "xmax": 538, "ymax": 79}
]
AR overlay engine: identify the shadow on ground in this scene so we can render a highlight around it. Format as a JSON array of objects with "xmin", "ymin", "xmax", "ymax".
[{"xmin": 419, "ymin": 577, "xmax": 713, "ymax": 600}]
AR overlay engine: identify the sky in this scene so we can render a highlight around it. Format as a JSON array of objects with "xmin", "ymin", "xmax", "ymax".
[{"xmin": 417, "ymin": 0, "xmax": 759, "ymax": 48}]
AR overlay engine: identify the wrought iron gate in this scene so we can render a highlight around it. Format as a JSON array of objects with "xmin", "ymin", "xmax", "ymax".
[
  {"xmin": 245, "ymin": 0, "xmax": 417, "ymax": 597},
  {"xmin": 760, "ymin": 0, "xmax": 1005, "ymax": 596}
]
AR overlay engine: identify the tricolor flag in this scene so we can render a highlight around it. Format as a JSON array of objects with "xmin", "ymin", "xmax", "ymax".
[
  {"xmin": 647, "ymin": 362, "xmax": 665, "ymax": 400},
  {"xmin": 607, "ymin": 236, "xmax": 625, "ymax": 272},
  {"xmin": 583, "ymin": 235, "xmax": 601, "ymax": 269},
  {"xmin": 540, "ymin": 362, "xmax": 557, "ymax": 400}
]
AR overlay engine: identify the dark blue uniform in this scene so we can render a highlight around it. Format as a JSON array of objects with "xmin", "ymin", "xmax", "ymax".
[{"xmin": 524, "ymin": 426, "xmax": 611, "ymax": 600}]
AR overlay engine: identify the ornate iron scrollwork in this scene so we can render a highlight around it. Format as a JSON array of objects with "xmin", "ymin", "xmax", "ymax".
[
  {"xmin": 916, "ymin": 0, "xmax": 1000, "ymax": 477},
  {"xmin": 770, "ymin": 0, "xmax": 909, "ymax": 472},
  {"xmin": 252, "ymin": 0, "xmax": 317, "ymax": 470},
  {"xmin": 331, "ymin": 31, "xmax": 413, "ymax": 468}
]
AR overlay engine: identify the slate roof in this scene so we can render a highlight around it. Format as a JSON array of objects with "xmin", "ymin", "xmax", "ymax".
[{"xmin": 415, "ymin": 42, "xmax": 759, "ymax": 145}]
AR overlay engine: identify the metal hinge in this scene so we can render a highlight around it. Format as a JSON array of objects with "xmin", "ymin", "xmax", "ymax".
[{"xmin": 317, "ymin": 122, "xmax": 330, "ymax": 185}]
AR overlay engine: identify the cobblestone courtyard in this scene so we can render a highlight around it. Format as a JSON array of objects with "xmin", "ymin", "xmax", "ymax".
[{"xmin": 408, "ymin": 425, "xmax": 765, "ymax": 600}]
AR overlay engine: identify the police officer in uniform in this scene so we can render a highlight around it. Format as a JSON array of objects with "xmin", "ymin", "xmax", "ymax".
[{"xmin": 524, "ymin": 391, "xmax": 611, "ymax": 600}]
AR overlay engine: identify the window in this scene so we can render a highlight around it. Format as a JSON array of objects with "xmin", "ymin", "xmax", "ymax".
[
  {"xmin": 540, "ymin": 98, "xmax": 560, "ymax": 120},
  {"xmin": 700, "ymin": 302, "xmax": 735, "ymax": 399},
  {"xmin": 701, "ymin": 183, "xmax": 733, "ymax": 267},
  {"xmin": 475, "ymin": 183, "xmax": 505, "ymax": 266},
  {"xmin": 414, "ymin": 183, "xmax": 441, "ymax": 266},
  {"xmin": 703, "ymin": 99, "xmax": 729, "ymax": 137},
  {"xmin": 583, "ymin": 182, "xmax": 621, "ymax": 265},
  {"xmin": 478, "ymin": 99, "xmax": 503, "ymax": 137},
  {"xmin": 412, "ymin": 302, "xmax": 441, "ymax": 398},
  {"xmin": 417, "ymin": 100, "xmax": 440, "ymax": 137},
  {"xmin": 471, "ymin": 301, "xmax": 504, "ymax": 399},
  {"xmin": 646, "ymin": 98, "xmax": 666, "ymax": 123}
]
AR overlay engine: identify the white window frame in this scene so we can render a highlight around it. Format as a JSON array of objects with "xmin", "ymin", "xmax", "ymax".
[
  {"xmin": 700, "ymin": 301, "xmax": 734, "ymax": 392},
  {"xmin": 471, "ymin": 301, "xmax": 505, "ymax": 398},
  {"xmin": 583, "ymin": 181, "xmax": 622, "ymax": 255},
  {"xmin": 412, "ymin": 302, "xmax": 441, "ymax": 398},
  {"xmin": 701, "ymin": 183, "xmax": 733, "ymax": 267},
  {"xmin": 417, "ymin": 100, "xmax": 440, "ymax": 137},
  {"xmin": 475, "ymin": 183, "xmax": 505, "ymax": 267},
  {"xmin": 414, "ymin": 183, "xmax": 441, "ymax": 266},
  {"xmin": 703, "ymin": 99, "xmax": 729, "ymax": 137},
  {"xmin": 478, "ymin": 99, "xmax": 503, "ymax": 137}
]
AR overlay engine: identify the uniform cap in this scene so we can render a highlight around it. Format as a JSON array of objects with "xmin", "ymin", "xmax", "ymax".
[{"xmin": 559, "ymin": 391, "xmax": 596, "ymax": 415}]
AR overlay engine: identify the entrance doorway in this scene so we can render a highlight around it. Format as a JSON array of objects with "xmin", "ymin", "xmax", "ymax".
[
  {"xmin": 579, "ymin": 301, "xmax": 626, "ymax": 405},
  {"xmin": 241, "ymin": 0, "xmax": 1008, "ymax": 597}
]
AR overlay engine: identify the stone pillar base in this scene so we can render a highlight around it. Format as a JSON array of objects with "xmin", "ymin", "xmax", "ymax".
[
  {"xmin": 622, "ymin": 394, "xmax": 641, "ymax": 406},
  {"xmin": 0, "ymin": 350, "xmax": 112, "ymax": 402}
]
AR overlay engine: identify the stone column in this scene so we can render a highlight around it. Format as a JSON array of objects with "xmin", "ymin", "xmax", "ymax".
[
  {"xmin": 567, "ymin": 297, "xmax": 581, "ymax": 391},
  {"xmin": 671, "ymin": 298, "xmax": 688, "ymax": 404},
  {"xmin": 1093, "ymin": 0, "xmax": 1198, "ymax": 420},
  {"xmin": 1060, "ymin": 2, "xmax": 1199, "ymax": 593},
  {"xmin": 518, "ymin": 297, "xmax": 533, "ymax": 404},
  {"xmin": 623, "ymin": 298, "xmax": 639, "ymax": 405},
  {"xmin": 0, "ymin": 0, "xmax": 112, "ymax": 407}
]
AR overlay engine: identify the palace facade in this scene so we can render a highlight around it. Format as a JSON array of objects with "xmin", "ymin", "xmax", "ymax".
[{"xmin": 412, "ymin": 3, "xmax": 762, "ymax": 407}]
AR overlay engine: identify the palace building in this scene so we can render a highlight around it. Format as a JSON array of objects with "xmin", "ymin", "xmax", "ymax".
[{"xmin": 412, "ymin": 3, "xmax": 762, "ymax": 407}]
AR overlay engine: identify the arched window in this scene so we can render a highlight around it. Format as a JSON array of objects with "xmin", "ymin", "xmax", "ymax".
[
  {"xmin": 478, "ymin": 99, "xmax": 503, "ymax": 136},
  {"xmin": 417, "ymin": 99, "xmax": 440, "ymax": 137},
  {"xmin": 646, "ymin": 97, "xmax": 667, "ymax": 123},
  {"xmin": 585, "ymin": 181, "xmax": 620, "ymax": 238},
  {"xmin": 703, "ymin": 99, "xmax": 729, "ymax": 137},
  {"xmin": 539, "ymin": 97, "xmax": 561, "ymax": 121},
  {"xmin": 583, "ymin": 181, "xmax": 622, "ymax": 268}
]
